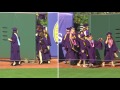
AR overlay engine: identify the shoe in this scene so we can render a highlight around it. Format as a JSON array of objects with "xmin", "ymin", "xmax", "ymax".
[
  {"xmin": 111, "ymin": 61, "xmax": 115, "ymax": 67},
  {"xmin": 89, "ymin": 63, "xmax": 92, "ymax": 67},
  {"xmin": 111, "ymin": 64, "xmax": 115, "ymax": 67},
  {"xmin": 48, "ymin": 61, "xmax": 51, "ymax": 64},
  {"xmin": 102, "ymin": 63, "xmax": 105, "ymax": 67},
  {"xmin": 89, "ymin": 63, "xmax": 93, "ymax": 67},
  {"xmin": 11, "ymin": 63, "xmax": 13, "ymax": 66},
  {"xmin": 77, "ymin": 63, "xmax": 81, "ymax": 67},
  {"xmin": 12, "ymin": 62, "xmax": 16, "ymax": 66},
  {"xmin": 64, "ymin": 61, "xmax": 67, "ymax": 64},
  {"xmin": 18, "ymin": 61, "xmax": 21, "ymax": 65},
  {"xmin": 83, "ymin": 64, "xmax": 87, "ymax": 68},
  {"xmin": 39, "ymin": 61, "xmax": 43, "ymax": 64}
]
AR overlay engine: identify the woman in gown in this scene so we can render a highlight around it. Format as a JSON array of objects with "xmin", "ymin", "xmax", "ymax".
[
  {"xmin": 102, "ymin": 32, "xmax": 118, "ymax": 67},
  {"xmin": 8, "ymin": 27, "xmax": 21, "ymax": 66}
]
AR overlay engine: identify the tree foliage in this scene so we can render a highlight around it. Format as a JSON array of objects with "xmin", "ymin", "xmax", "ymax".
[
  {"xmin": 73, "ymin": 12, "xmax": 120, "ymax": 31},
  {"xmin": 74, "ymin": 12, "xmax": 120, "ymax": 24},
  {"xmin": 37, "ymin": 14, "xmax": 48, "ymax": 26}
]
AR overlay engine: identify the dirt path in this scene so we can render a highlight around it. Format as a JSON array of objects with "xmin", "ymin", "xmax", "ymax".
[
  {"xmin": 59, "ymin": 61, "xmax": 120, "ymax": 68},
  {"xmin": 0, "ymin": 59, "xmax": 58, "ymax": 69}
]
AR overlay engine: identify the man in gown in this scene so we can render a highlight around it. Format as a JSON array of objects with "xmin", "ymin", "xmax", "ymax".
[{"xmin": 86, "ymin": 34, "xmax": 103, "ymax": 67}]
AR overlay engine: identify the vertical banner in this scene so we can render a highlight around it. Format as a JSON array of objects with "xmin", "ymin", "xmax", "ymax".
[
  {"xmin": 48, "ymin": 12, "xmax": 58, "ymax": 57},
  {"xmin": 58, "ymin": 12, "xmax": 73, "ymax": 59}
]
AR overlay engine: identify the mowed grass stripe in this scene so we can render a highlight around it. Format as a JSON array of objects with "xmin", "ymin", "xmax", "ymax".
[
  {"xmin": 59, "ymin": 68, "xmax": 120, "ymax": 78},
  {"xmin": 0, "ymin": 68, "xmax": 57, "ymax": 78}
]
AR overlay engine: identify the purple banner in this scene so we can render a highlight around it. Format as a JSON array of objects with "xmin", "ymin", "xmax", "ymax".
[{"xmin": 48, "ymin": 13, "xmax": 58, "ymax": 57}]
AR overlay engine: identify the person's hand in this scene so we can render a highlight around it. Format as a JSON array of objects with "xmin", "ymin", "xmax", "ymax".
[
  {"xmin": 99, "ymin": 38, "xmax": 103, "ymax": 42},
  {"xmin": 78, "ymin": 34, "xmax": 80, "ymax": 38},
  {"xmin": 35, "ymin": 33, "xmax": 38, "ymax": 36},
  {"xmin": 107, "ymin": 36, "xmax": 109, "ymax": 40},
  {"xmin": 8, "ymin": 38, "xmax": 12, "ymax": 41}
]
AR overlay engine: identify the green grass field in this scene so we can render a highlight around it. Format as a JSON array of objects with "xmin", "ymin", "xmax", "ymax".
[
  {"xmin": 1, "ymin": 68, "xmax": 120, "ymax": 78},
  {"xmin": 0, "ymin": 68, "xmax": 57, "ymax": 78},
  {"xmin": 59, "ymin": 68, "xmax": 120, "ymax": 78}
]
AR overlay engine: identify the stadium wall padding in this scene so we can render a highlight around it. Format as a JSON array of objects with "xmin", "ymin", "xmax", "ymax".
[{"xmin": 0, "ymin": 13, "xmax": 36, "ymax": 60}]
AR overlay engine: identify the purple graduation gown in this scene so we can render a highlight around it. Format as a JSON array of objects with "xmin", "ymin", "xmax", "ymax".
[
  {"xmin": 64, "ymin": 34, "xmax": 77, "ymax": 60},
  {"xmin": 10, "ymin": 34, "xmax": 21, "ymax": 61},
  {"xmin": 42, "ymin": 34, "xmax": 51, "ymax": 61},
  {"xmin": 36, "ymin": 34, "xmax": 40, "ymax": 55},
  {"xmin": 78, "ymin": 39, "xmax": 88, "ymax": 60},
  {"xmin": 86, "ymin": 40, "xmax": 103, "ymax": 63},
  {"xmin": 36, "ymin": 30, "xmax": 42, "ymax": 55},
  {"xmin": 104, "ymin": 40, "xmax": 118, "ymax": 61},
  {"xmin": 62, "ymin": 34, "xmax": 67, "ymax": 47},
  {"xmin": 61, "ymin": 34, "xmax": 68, "ymax": 60}
]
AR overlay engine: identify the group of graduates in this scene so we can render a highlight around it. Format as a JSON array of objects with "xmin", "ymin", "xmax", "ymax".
[
  {"xmin": 62, "ymin": 24, "xmax": 119, "ymax": 67},
  {"xmin": 7, "ymin": 24, "xmax": 51, "ymax": 66}
]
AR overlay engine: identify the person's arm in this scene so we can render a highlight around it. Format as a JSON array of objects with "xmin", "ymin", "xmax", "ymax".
[
  {"xmin": 8, "ymin": 35, "xmax": 16, "ymax": 43},
  {"xmin": 35, "ymin": 33, "xmax": 38, "ymax": 36},
  {"xmin": 94, "ymin": 40, "xmax": 103, "ymax": 50},
  {"xmin": 105, "ymin": 36, "xmax": 109, "ymax": 44},
  {"xmin": 8, "ymin": 38, "xmax": 12, "ymax": 41}
]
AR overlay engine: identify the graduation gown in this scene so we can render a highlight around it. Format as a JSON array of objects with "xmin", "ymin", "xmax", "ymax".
[
  {"xmin": 86, "ymin": 40, "xmax": 103, "ymax": 63},
  {"xmin": 78, "ymin": 39, "xmax": 88, "ymax": 60},
  {"xmin": 36, "ymin": 34, "xmax": 40, "ymax": 55},
  {"xmin": 64, "ymin": 34, "xmax": 77, "ymax": 60},
  {"xmin": 62, "ymin": 34, "xmax": 70, "ymax": 59},
  {"xmin": 41, "ymin": 34, "xmax": 51, "ymax": 61},
  {"xmin": 10, "ymin": 34, "xmax": 21, "ymax": 61},
  {"xmin": 104, "ymin": 40, "xmax": 118, "ymax": 61},
  {"xmin": 36, "ymin": 30, "xmax": 42, "ymax": 55}
]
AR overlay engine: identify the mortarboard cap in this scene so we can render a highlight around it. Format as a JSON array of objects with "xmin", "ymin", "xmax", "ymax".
[
  {"xmin": 12, "ymin": 27, "xmax": 17, "ymax": 31},
  {"xmin": 80, "ymin": 34, "xmax": 85, "ymax": 38}
]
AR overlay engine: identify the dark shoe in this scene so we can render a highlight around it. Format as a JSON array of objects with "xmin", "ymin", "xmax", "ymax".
[{"xmin": 11, "ymin": 63, "xmax": 13, "ymax": 66}]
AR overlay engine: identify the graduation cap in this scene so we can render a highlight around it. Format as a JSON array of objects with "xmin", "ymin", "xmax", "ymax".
[
  {"xmin": 43, "ymin": 27, "xmax": 46, "ymax": 30},
  {"xmin": 43, "ymin": 26, "xmax": 48, "ymax": 31},
  {"xmin": 86, "ymin": 33, "xmax": 92, "ymax": 37},
  {"xmin": 12, "ymin": 27, "xmax": 17, "ymax": 32},
  {"xmin": 37, "ymin": 24, "xmax": 43, "ymax": 29},
  {"xmin": 69, "ymin": 27, "xmax": 75, "ymax": 30},
  {"xmin": 66, "ymin": 27, "xmax": 70, "ymax": 32},
  {"xmin": 80, "ymin": 34, "xmax": 85, "ymax": 38},
  {"xmin": 36, "ymin": 30, "xmax": 41, "ymax": 33},
  {"xmin": 106, "ymin": 32, "xmax": 112, "ymax": 35}
]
